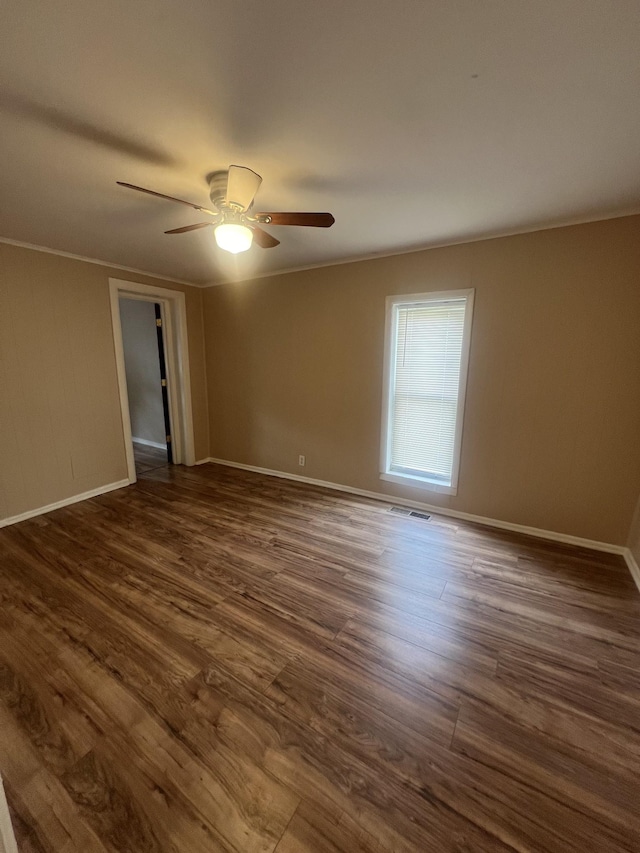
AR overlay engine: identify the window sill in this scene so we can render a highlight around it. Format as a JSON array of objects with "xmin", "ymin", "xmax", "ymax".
[{"xmin": 379, "ymin": 471, "xmax": 458, "ymax": 496}]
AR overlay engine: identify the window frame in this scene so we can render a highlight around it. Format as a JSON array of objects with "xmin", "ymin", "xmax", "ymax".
[{"xmin": 380, "ymin": 288, "xmax": 475, "ymax": 496}]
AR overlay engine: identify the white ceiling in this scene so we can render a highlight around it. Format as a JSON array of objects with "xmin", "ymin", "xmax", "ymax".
[{"xmin": 1, "ymin": 1, "xmax": 640, "ymax": 285}]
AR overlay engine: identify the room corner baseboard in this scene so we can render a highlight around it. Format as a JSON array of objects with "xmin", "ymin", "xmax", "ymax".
[
  {"xmin": 132, "ymin": 437, "xmax": 167, "ymax": 450},
  {"xmin": 205, "ymin": 456, "xmax": 629, "ymax": 560},
  {"xmin": 0, "ymin": 776, "xmax": 18, "ymax": 853},
  {"xmin": 0, "ymin": 479, "xmax": 130, "ymax": 528},
  {"xmin": 624, "ymin": 549, "xmax": 640, "ymax": 593}
]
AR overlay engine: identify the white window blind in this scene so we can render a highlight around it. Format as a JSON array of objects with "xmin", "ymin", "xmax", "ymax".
[{"xmin": 382, "ymin": 291, "xmax": 473, "ymax": 493}]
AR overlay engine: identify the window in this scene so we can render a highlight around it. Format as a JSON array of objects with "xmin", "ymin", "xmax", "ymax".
[{"xmin": 381, "ymin": 289, "xmax": 474, "ymax": 495}]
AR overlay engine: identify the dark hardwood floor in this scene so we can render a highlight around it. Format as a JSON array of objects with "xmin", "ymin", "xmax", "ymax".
[
  {"xmin": 1, "ymin": 463, "xmax": 639, "ymax": 852},
  {"xmin": 133, "ymin": 442, "xmax": 169, "ymax": 475}
]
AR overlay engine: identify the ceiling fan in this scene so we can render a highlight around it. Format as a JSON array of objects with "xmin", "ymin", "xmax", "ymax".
[{"xmin": 117, "ymin": 165, "xmax": 335, "ymax": 254}]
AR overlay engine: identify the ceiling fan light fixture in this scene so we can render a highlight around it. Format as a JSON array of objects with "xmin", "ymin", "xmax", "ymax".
[
  {"xmin": 117, "ymin": 168, "xmax": 335, "ymax": 253},
  {"xmin": 214, "ymin": 222, "xmax": 253, "ymax": 254}
]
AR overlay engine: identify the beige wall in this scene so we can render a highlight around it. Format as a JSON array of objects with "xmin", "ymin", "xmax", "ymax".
[
  {"xmin": 0, "ymin": 242, "xmax": 208, "ymax": 521},
  {"xmin": 119, "ymin": 298, "xmax": 166, "ymax": 447},
  {"xmin": 203, "ymin": 215, "xmax": 640, "ymax": 546}
]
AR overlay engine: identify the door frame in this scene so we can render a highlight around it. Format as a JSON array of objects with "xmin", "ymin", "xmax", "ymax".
[
  {"xmin": 153, "ymin": 302, "xmax": 174, "ymax": 464},
  {"xmin": 109, "ymin": 278, "xmax": 196, "ymax": 483}
]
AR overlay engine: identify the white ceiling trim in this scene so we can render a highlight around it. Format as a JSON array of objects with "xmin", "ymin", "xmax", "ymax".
[
  {"xmin": 204, "ymin": 208, "xmax": 640, "ymax": 288},
  {"xmin": 0, "ymin": 236, "xmax": 203, "ymax": 288},
  {"xmin": 2, "ymin": 207, "xmax": 639, "ymax": 293}
]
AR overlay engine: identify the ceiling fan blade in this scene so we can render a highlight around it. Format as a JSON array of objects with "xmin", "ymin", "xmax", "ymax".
[
  {"xmin": 117, "ymin": 182, "xmax": 218, "ymax": 216},
  {"xmin": 226, "ymin": 165, "xmax": 262, "ymax": 210},
  {"xmin": 251, "ymin": 226, "xmax": 280, "ymax": 249},
  {"xmin": 165, "ymin": 221, "xmax": 217, "ymax": 234},
  {"xmin": 255, "ymin": 212, "xmax": 335, "ymax": 227}
]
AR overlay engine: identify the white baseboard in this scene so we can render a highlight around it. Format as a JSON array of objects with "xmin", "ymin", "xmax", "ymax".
[
  {"xmin": 132, "ymin": 437, "xmax": 166, "ymax": 450},
  {"xmin": 205, "ymin": 457, "xmax": 629, "ymax": 559},
  {"xmin": 624, "ymin": 549, "xmax": 640, "ymax": 593},
  {"xmin": 0, "ymin": 479, "xmax": 130, "ymax": 528},
  {"xmin": 0, "ymin": 775, "xmax": 18, "ymax": 853}
]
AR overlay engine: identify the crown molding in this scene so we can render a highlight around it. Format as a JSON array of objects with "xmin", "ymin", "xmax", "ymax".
[
  {"xmin": 0, "ymin": 236, "xmax": 203, "ymax": 288},
  {"xmin": 202, "ymin": 207, "xmax": 640, "ymax": 288},
  {"xmin": 3, "ymin": 206, "xmax": 639, "ymax": 292}
]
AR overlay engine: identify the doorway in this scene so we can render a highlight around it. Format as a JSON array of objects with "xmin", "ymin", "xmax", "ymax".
[
  {"xmin": 119, "ymin": 298, "xmax": 172, "ymax": 474},
  {"xmin": 109, "ymin": 278, "xmax": 196, "ymax": 484}
]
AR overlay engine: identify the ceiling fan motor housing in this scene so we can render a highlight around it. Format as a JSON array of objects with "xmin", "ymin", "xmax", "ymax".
[{"xmin": 208, "ymin": 170, "xmax": 230, "ymax": 208}]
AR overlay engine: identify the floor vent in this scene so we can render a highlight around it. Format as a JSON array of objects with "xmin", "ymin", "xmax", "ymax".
[{"xmin": 389, "ymin": 506, "xmax": 431, "ymax": 520}]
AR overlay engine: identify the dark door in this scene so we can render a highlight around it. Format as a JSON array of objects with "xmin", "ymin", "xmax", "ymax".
[{"xmin": 154, "ymin": 303, "xmax": 173, "ymax": 463}]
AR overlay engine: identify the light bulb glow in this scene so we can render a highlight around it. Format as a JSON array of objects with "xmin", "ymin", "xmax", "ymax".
[{"xmin": 214, "ymin": 223, "xmax": 253, "ymax": 254}]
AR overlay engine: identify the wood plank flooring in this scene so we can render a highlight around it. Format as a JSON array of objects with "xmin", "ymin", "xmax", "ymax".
[
  {"xmin": 133, "ymin": 443, "xmax": 169, "ymax": 475},
  {"xmin": 1, "ymin": 463, "xmax": 639, "ymax": 852}
]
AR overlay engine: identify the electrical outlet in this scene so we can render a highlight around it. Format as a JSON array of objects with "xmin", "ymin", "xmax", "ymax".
[{"xmin": 298, "ymin": 455, "xmax": 306, "ymax": 467}]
